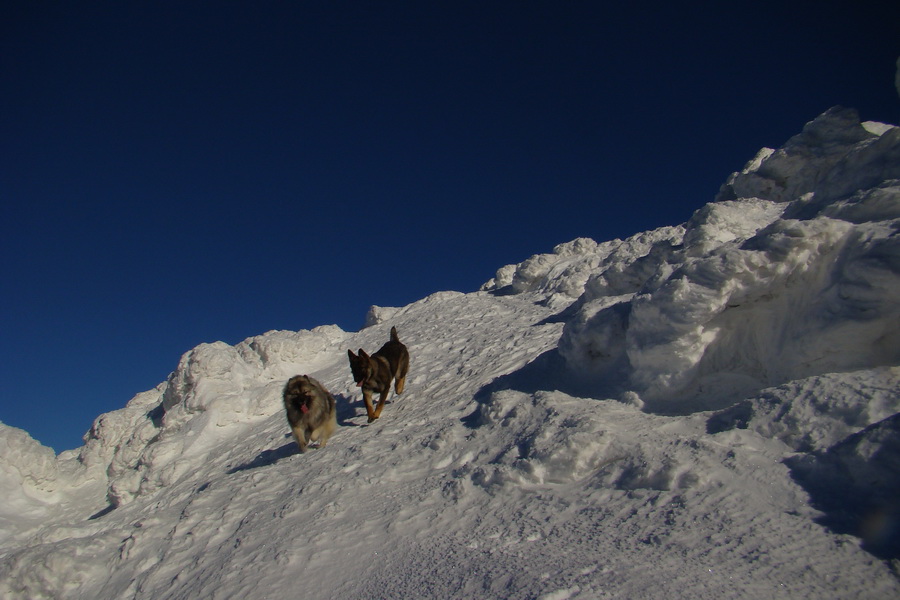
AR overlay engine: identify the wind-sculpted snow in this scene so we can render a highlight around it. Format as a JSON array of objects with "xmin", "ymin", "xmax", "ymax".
[
  {"xmin": 0, "ymin": 424, "xmax": 59, "ymax": 493},
  {"xmin": 482, "ymin": 231, "xmax": 685, "ymax": 305},
  {"xmin": 715, "ymin": 106, "xmax": 900, "ymax": 205},
  {"xmin": 558, "ymin": 107, "xmax": 900, "ymax": 409},
  {"xmin": 0, "ymin": 424, "xmax": 60, "ymax": 545},
  {"xmin": 2, "ymin": 107, "xmax": 899, "ymax": 599}
]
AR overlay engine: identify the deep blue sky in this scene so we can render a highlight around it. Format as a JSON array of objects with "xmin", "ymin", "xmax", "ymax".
[{"xmin": 2, "ymin": 2, "xmax": 899, "ymax": 453}]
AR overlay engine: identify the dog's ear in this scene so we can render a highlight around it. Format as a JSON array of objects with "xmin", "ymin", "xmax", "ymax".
[
  {"xmin": 359, "ymin": 349, "xmax": 368, "ymax": 359},
  {"xmin": 348, "ymin": 349, "xmax": 356, "ymax": 358}
]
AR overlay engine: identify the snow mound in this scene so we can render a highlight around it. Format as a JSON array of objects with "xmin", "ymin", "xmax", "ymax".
[
  {"xmin": 363, "ymin": 304, "xmax": 402, "ymax": 327},
  {"xmin": 707, "ymin": 367, "xmax": 900, "ymax": 452},
  {"xmin": 0, "ymin": 424, "xmax": 66, "ymax": 545},
  {"xmin": 72, "ymin": 326, "xmax": 350, "ymax": 506},
  {"xmin": 481, "ymin": 232, "xmax": 683, "ymax": 307},
  {"xmin": 715, "ymin": 106, "xmax": 900, "ymax": 205},
  {"xmin": 467, "ymin": 390, "xmax": 713, "ymax": 493},
  {"xmin": 788, "ymin": 411, "xmax": 900, "ymax": 558},
  {"xmin": 559, "ymin": 108, "xmax": 900, "ymax": 410},
  {"xmin": 0, "ymin": 423, "xmax": 59, "ymax": 493}
]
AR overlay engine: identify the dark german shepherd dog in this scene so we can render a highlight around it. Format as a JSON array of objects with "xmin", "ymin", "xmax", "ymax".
[{"xmin": 348, "ymin": 326, "xmax": 410, "ymax": 423}]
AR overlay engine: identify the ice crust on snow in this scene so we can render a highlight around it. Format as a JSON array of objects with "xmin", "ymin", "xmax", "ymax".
[{"xmin": 2, "ymin": 107, "xmax": 900, "ymax": 599}]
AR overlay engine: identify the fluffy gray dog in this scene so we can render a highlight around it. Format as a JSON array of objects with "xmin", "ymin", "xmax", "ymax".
[{"xmin": 282, "ymin": 375, "xmax": 338, "ymax": 452}]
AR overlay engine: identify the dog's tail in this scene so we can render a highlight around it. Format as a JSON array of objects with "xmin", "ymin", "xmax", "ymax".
[{"xmin": 390, "ymin": 326, "xmax": 400, "ymax": 343}]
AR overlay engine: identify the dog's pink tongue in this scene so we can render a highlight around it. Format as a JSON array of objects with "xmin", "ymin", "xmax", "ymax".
[{"xmin": 300, "ymin": 404, "xmax": 309, "ymax": 414}]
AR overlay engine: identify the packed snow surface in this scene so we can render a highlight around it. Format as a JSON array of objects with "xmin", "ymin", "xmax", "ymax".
[{"xmin": 2, "ymin": 107, "xmax": 900, "ymax": 599}]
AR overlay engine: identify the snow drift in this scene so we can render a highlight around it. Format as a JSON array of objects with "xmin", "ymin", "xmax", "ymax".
[
  {"xmin": 1, "ymin": 106, "xmax": 899, "ymax": 599},
  {"xmin": 557, "ymin": 107, "xmax": 900, "ymax": 411}
]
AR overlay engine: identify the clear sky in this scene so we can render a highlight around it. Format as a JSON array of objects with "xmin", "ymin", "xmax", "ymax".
[{"xmin": 2, "ymin": 1, "xmax": 899, "ymax": 453}]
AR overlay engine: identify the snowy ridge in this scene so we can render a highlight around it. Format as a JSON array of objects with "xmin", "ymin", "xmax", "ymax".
[{"xmin": 1, "ymin": 107, "xmax": 899, "ymax": 599}]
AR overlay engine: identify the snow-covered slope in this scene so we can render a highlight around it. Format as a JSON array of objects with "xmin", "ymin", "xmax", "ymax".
[{"xmin": 2, "ymin": 106, "xmax": 899, "ymax": 599}]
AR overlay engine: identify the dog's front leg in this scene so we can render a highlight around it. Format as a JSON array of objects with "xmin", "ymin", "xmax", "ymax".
[
  {"xmin": 373, "ymin": 390, "xmax": 390, "ymax": 420},
  {"xmin": 291, "ymin": 425, "xmax": 308, "ymax": 453},
  {"xmin": 362, "ymin": 389, "xmax": 377, "ymax": 423}
]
